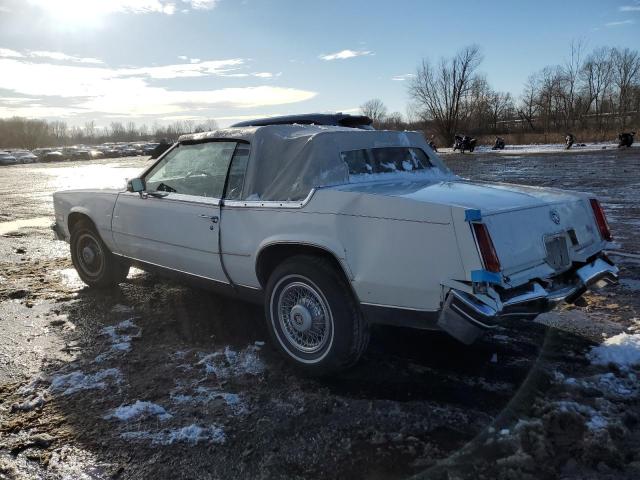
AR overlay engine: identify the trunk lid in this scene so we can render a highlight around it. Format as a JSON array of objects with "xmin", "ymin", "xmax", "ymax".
[{"xmin": 333, "ymin": 179, "xmax": 602, "ymax": 275}]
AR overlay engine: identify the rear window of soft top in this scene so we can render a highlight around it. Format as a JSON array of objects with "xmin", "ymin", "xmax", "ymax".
[{"xmin": 341, "ymin": 147, "xmax": 433, "ymax": 175}]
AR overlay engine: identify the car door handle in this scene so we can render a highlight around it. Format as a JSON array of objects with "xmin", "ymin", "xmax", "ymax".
[{"xmin": 199, "ymin": 214, "xmax": 219, "ymax": 224}]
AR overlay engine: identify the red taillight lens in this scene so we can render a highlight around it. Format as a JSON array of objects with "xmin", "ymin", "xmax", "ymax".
[
  {"xmin": 472, "ymin": 223, "xmax": 501, "ymax": 273},
  {"xmin": 590, "ymin": 199, "xmax": 612, "ymax": 241}
]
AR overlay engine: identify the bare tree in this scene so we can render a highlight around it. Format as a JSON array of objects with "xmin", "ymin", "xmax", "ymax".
[
  {"xmin": 109, "ymin": 122, "xmax": 125, "ymax": 141},
  {"xmin": 612, "ymin": 47, "xmax": 640, "ymax": 128},
  {"xmin": 83, "ymin": 121, "xmax": 96, "ymax": 139},
  {"xmin": 487, "ymin": 91, "xmax": 513, "ymax": 131},
  {"xmin": 50, "ymin": 120, "xmax": 68, "ymax": 143},
  {"xmin": 518, "ymin": 74, "xmax": 540, "ymax": 131},
  {"xmin": 580, "ymin": 47, "xmax": 613, "ymax": 133},
  {"xmin": 558, "ymin": 40, "xmax": 585, "ymax": 129},
  {"xmin": 360, "ymin": 99, "xmax": 388, "ymax": 127},
  {"xmin": 409, "ymin": 45, "xmax": 483, "ymax": 142},
  {"xmin": 378, "ymin": 112, "xmax": 404, "ymax": 130}
]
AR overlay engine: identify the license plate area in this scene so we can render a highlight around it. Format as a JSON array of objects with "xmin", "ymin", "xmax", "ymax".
[{"xmin": 545, "ymin": 235, "xmax": 570, "ymax": 270}]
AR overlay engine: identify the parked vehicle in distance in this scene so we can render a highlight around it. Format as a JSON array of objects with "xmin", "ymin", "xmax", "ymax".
[
  {"xmin": 142, "ymin": 143, "xmax": 159, "ymax": 155},
  {"xmin": 42, "ymin": 151, "xmax": 64, "ymax": 162},
  {"xmin": 52, "ymin": 114, "xmax": 619, "ymax": 374},
  {"xmin": 12, "ymin": 151, "xmax": 38, "ymax": 163},
  {"xmin": 0, "ymin": 152, "xmax": 18, "ymax": 165}
]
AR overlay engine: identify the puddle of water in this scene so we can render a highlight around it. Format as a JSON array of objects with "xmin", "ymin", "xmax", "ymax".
[
  {"xmin": 0, "ymin": 217, "xmax": 51, "ymax": 235},
  {"xmin": 620, "ymin": 278, "xmax": 640, "ymax": 292}
]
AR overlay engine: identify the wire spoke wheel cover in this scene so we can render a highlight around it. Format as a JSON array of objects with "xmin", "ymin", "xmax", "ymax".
[
  {"xmin": 271, "ymin": 275, "xmax": 334, "ymax": 362},
  {"xmin": 75, "ymin": 232, "xmax": 105, "ymax": 279}
]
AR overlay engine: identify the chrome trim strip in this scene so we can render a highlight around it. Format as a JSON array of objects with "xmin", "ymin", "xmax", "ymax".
[
  {"xmin": 234, "ymin": 282, "xmax": 261, "ymax": 291},
  {"xmin": 450, "ymin": 303, "xmax": 495, "ymax": 329},
  {"xmin": 360, "ymin": 301, "xmax": 438, "ymax": 313},
  {"xmin": 577, "ymin": 258, "xmax": 619, "ymax": 286},
  {"xmin": 502, "ymin": 283, "xmax": 548, "ymax": 307},
  {"xmin": 450, "ymin": 290, "xmax": 497, "ymax": 317},
  {"xmin": 112, "ymin": 252, "xmax": 230, "ymax": 285},
  {"xmin": 223, "ymin": 189, "xmax": 316, "ymax": 209}
]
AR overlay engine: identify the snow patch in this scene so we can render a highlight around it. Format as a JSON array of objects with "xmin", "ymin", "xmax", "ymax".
[
  {"xmin": 197, "ymin": 345, "xmax": 264, "ymax": 379},
  {"xmin": 553, "ymin": 400, "xmax": 610, "ymax": 432},
  {"xmin": 95, "ymin": 319, "xmax": 141, "ymax": 362},
  {"xmin": 121, "ymin": 424, "xmax": 225, "ymax": 445},
  {"xmin": 105, "ymin": 401, "xmax": 172, "ymax": 422},
  {"xmin": 49, "ymin": 368, "xmax": 122, "ymax": 396},
  {"xmin": 11, "ymin": 392, "xmax": 47, "ymax": 411},
  {"xmin": 170, "ymin": 386, "xmax": 248, "ymax": 415},
  {"xmin": 588, "ymin": 332, "xmax": 640, "ymax": 367},
  {"xmin": 56, "ymin": 268, "xmax": 85, "ymax": 289}
]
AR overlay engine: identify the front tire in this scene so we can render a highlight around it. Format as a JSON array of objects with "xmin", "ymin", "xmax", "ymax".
[
  {"xmin": 265, "ymin": 255, "xmax": 369, "ymax": 375},
  {"xmin": 70, "ymin": 220, "xmax": 129, "ymax": 288}
]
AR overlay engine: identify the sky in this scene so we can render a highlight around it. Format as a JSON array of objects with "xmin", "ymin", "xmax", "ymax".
[{"xmin": 0, "ymin": 0, "xmax": 638, "ymax": 129}]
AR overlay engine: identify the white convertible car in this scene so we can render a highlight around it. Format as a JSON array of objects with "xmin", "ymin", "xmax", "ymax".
[{"xmin": 52, "ymin": 114, "xmax": 618, "ymax": 374}]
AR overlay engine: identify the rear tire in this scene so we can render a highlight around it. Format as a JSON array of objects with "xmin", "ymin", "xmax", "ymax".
[
  {"xmin": 265, "ymin": 255, "xmax": 369, "ymax": 376},
  {"xmin": 70, "ymin": 220, "xmax": 129, "ymax": 288}
]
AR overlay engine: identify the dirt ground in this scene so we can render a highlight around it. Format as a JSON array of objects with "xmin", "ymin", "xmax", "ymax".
[{"xmin": 0, "ymin": 149, "xmax": 639, "ymax": 480}]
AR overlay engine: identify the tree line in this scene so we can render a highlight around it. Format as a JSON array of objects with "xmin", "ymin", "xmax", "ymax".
[
  {"xmin": 362, "ymin": 42, "xmax": 639, "ymax": 144},
  {"xmin": 0, "ymin": 118, "xmax": 219, "ymax": 150}
]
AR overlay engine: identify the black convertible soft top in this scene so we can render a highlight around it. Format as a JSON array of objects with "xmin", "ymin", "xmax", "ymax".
[{"xmin": 231, "ymin": 113, "xmax": 374, "ymax": 130}]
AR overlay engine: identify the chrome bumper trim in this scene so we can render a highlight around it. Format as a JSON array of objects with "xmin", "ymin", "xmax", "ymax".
[{"xmin": 438, "ymin": 255, "xmax": 619, "ymax": 344}]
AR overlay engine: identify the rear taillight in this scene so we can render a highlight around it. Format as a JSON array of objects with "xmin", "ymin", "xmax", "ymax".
[
  {"xmin": 590, "ymin": 199, "xmax": 612, "ymax": 241},
  {"xmin": 472, "ymin": 223, "xmax": 501, "ymax": 273}
]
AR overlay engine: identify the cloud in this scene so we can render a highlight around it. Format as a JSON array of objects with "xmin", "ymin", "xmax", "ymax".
[
  {"xmin": 0, "ymin": 48, "xmax": 24, "ymax": 58},
  {"xmin": 1, "ymin": 48, "xmax": 102, "ymax": 64},
  {"xmin": 0, "ymin": 56, "xmax": 316, "ymax": 119},
  {"xmin": 25, "ymin": 0, "xmax": 220, "ymax": 17},
  {"xmin": 118, "ymin": 59, "xmax": 245, "ymax": 79},
  {"xmin": 186, "ymin": 0, "xmax": 218, "ymax": 9},
  {"xmin": 252, "ymin": 72, "xmax": 282, "ymax": 78},
  {"xmin": 27, "ymin": 0, "xmax": 179, "ymax": 16},
  {"xmin": 29, "ymin": 51, "xmax": 103, "ymax": 64},
  {"xmin": 319, "ymin": 49, "xmax": 372, "ymax": 61},
  {"xmin": 391, "ymin": 73, "xmax": 415, "ymax": 81},
  {"xmin": 619, "ymin": 5, "xmax": 640, "ymax": 12},
  {"xmin": 605, "ymin": 19, "xmax": 635, "ymax": 26}
]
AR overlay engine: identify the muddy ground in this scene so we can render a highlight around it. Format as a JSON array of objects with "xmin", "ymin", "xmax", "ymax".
[{"xmin": 0, "ymin": 149, "xmax": 639, "ymax": 480}]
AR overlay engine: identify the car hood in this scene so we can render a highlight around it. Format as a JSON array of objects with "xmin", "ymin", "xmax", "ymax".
[{"xmin": 331, "ymin": 179, "xmax": 585, "ymax": 215}]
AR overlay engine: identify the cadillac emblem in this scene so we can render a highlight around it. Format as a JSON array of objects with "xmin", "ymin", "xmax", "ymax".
[{"xmin": 550, "ymin": 209, "xmax": 561, "ymax": 225}]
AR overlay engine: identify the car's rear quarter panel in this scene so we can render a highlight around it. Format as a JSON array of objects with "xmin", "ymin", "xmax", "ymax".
[
  {"xmin": 310, "ymin": 190, "xmax": 469, "ymax": 310},
  {"xmin": 221, "ymin": 189, "xmax": 471, "ymax": 312}
]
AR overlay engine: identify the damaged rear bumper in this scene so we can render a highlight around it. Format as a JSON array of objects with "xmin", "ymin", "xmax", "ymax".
[{"xmin": 438, "ymin": 255, "xmax": 619, "ymax": 344}]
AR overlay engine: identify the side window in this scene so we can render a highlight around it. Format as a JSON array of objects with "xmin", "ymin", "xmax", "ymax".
[
  {"xmin": 225, "ymin": 143, "xmax": 250, "ymax": 200},
  {"xmin": 144, "ymin": 141, "xmax": 239, "ymax": 198}
]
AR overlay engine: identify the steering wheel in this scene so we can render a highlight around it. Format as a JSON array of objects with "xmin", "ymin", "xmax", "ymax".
[{"xmin": 185, "ymin": 170, "xmax": 211, "ymax": 178}]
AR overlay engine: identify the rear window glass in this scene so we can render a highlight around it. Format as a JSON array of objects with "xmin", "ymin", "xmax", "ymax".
[{"xmin": 341, "ymin": 147, "xmax": 433, "ymax": 175}]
